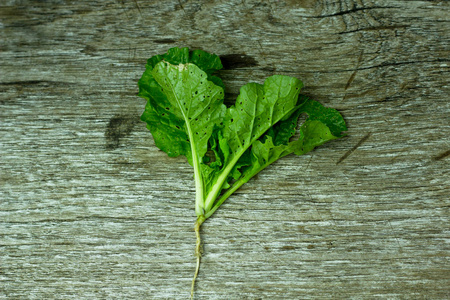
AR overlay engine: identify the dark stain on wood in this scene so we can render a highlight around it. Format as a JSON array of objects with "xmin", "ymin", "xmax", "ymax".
[
  {"xmin": 223, "ymin": 92, "xmax": 239, "ymax": 106},
  {"xmin": 81, "ymin": 45, "xmax": 98, "ymax": 56},
  {"xmin": 336, "ymin": 132, "xmax": 372, "ymax": 165},
  {"xmin": 432, "ymin": 150, "xmax": 450, "ymax": 161},
  {"xmin": 220, "ymin": 54, "xmax": 258, "ymax": 69},
  {"xmin": 105, "ymin": 115, "xmax": 138, "ymax": 150},
  {"xmin": 0, "ymin": 80, "xmax": 70, "ymax": 87},
  {"xmin": 297, "ymin": 225, "xmax": 309, "ymax": 234},
  {"xmin": 281, "ymin": 245, "xmax": 296, "ymax": 250},
  {"xmin": 344, "ymin": 50, "xmax": 364, "ymax": 91},
  {"xmin": 154, "ymin": 38, "xmax": 177, "ymax": 44}
]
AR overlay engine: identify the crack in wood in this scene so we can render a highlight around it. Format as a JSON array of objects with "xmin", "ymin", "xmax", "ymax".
[
  {"xmin": 154, "ymin": 38, "xmax": 177, "ymax": 44},
  {"xmin": 314, "ymin": 6, "xmax": 398, "ymax": 18},
  {"xmin": 133, "ymin": 0, "xmax": 142, "ymax": 15},
  {"xmin": 0, "ymin": 80, "xmax": 73, "ymax": 86},
  {"xmin": 344, "ymin": 50, "xmax": 364, "ymax": 91},
  {"xmin": 432, "ymin": 150, "xmax": 450, "ymax": 161},
  {"xmin": 336, "ymin": 132, "xmax": 372, "ymax": 165}
]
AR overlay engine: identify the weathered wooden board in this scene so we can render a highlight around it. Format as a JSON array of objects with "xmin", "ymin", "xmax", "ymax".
[{"xmin": 1, "ymin": 0, "xmax": 449, "ymax": 299}]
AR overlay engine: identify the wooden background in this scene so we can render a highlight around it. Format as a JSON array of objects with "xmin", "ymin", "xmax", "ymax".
[{"xmin": 1, "ymin": 0, "xmax": 449, "ymax": 299}]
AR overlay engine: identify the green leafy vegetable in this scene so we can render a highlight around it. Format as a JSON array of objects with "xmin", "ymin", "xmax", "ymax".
[{"xmin": 137, "ymin": 47, "xmax": 347, "ymax": 298}]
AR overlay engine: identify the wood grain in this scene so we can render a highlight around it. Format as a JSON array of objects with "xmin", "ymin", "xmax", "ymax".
[{"xmin": 1, "ymin": 0, "xmax": 449, "ymax": 299}]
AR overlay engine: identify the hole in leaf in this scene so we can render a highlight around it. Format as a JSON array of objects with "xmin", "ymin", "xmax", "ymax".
[{"xmin": 204, "ymin": 149, "xmax": 216, "ymax": 164}]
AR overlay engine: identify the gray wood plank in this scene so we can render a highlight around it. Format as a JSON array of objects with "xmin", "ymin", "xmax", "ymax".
[{"xmin": 1, "ymin": 0, "xmax": 449, "ymax": 299}]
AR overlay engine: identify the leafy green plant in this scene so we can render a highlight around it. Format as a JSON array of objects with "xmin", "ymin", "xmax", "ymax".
[{"xmin": 137, "ymin": 47, "xmax": 347, "ymax": 298}]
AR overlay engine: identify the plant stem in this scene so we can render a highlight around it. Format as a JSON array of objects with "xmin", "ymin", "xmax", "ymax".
[
  {"xmin": 191, "ymin": 215, "xmax": 205, "ymax": 299},
  {"xmin": 204, "ymin": 154, "xmax": 284, "ymax": 219},
  {"xmin": 204, "ymin": 177, "xmax": 246, "ymax": 219}
]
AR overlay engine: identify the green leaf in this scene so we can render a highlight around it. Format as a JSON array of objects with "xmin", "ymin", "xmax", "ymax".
[
  {"xmin": 137, "ymin": 47, "xmax": 226, "ymax": 161},
  {"xmin": 149, "ymin": 61, "xmax": 226, "ymax": 161},
  {"xmin": 202, "ymin": 75, "xmax": 303, "ymax": 212},
  {"xmin": 139, "ymin": 47, "xmax": 224, "ymax": 92},
  {"xmin": 223, "ymin": 75, "xmax": 303, "ymax": 154},
  {"xmin": 297, "ymin": 95, "xmax": 347, "ymax": 137},
  {"xmin": 144, "ymin": 60, "xmax": 226, "ymax": 215},
  {"xmin": 247, "ymin": 99, "xmax": 345, "ymax": 175},
  {"xmin": 204, "ymin": 98, "xmax": 346, "ymax": 218},
  {"xmin": 138, "ymin": 48, "xmax": 347, "ymax": 220}
]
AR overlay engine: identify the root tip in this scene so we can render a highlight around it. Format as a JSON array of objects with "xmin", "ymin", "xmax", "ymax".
[{"xmin": 191, "ymin": 216, "xmax": 205, "ymax": 299}]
